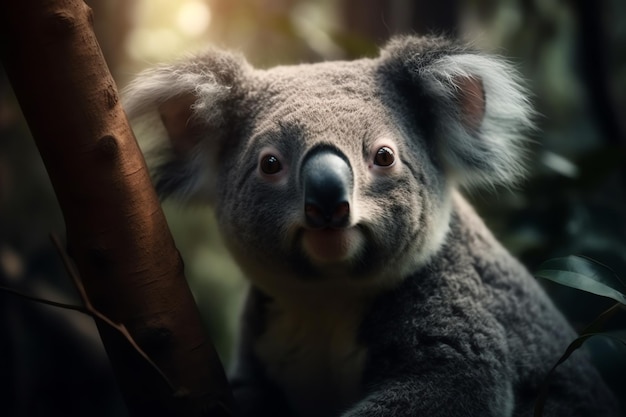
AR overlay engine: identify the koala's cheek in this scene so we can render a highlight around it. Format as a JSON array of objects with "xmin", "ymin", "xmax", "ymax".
[{"xmin": 301, "ymin": 227, "xmax": 364, "ymax": 264}]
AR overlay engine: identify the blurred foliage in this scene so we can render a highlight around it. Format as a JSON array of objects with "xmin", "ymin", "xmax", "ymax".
[
  {"xmin": 534, "ymin": 256, "xmax": 626, "ymax": 415},
  {"xmin": 1, "ymin": 0, "xmax": 625, "ymax": 416}
]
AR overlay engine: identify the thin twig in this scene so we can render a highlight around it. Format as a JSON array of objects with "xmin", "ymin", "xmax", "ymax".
[
  {"xmin": 49, "ymin": 233, "xmax": 177, "ymax": 392},
  {"xmin": 0, "ymin": 285, "xmax": 89, "ymax": 313}
]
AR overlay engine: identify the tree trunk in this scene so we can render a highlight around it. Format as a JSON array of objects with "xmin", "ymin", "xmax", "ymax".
[{"xmin": 0, "ymin": 1, "xmax": 233, "ymax": 416}]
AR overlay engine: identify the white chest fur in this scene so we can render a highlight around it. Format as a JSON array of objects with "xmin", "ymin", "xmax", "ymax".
[{"xmin": 254, "ymin": 293, "xmax": 369, "ymax": 417}]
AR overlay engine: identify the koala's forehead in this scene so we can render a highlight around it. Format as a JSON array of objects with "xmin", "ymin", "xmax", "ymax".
[{"xmin": 241, "ymin": 58, "xmax": 399, "ymax": 151}]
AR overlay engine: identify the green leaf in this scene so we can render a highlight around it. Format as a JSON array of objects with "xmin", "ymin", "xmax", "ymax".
[{"xmin": 535, "ymin": 256, "xmax": 626, "ymax": 305}]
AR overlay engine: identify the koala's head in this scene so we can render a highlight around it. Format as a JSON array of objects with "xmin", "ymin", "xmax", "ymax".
[{"xmin": 124, "ymin": 36, "xmax": 532, "ymax": 293}]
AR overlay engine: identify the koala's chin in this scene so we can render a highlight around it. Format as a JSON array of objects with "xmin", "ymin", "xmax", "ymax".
[
  {"xmin": 290, "ymin": 225, "xmax": 408, "ymax": 288},
  {"xmin": 300, "ymin": 226, "xmax": 365, "ymax": 265}
]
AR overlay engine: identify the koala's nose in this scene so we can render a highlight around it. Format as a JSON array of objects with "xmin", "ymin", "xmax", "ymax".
[{"xmin": 301, "ymin": 148, "xmax": 353, "ymax": 229}]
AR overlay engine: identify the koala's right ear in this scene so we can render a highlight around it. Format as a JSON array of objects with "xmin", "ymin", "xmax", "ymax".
[{"xmin": 123, "ymin": 49, "xmax": 250, "ymax": 203}]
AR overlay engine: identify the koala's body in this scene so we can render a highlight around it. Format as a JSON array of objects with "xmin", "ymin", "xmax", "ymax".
[{"xmin": 124, "ymin": 36, "xmax": 619, "ymax": 417}]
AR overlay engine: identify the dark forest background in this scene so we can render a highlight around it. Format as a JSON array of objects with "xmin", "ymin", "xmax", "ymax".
[{"xmin": 1, "ymin": 0, "xmax": 625, "ymax": 416}]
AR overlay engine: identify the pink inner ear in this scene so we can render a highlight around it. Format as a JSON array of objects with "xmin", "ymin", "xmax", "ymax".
[
  {"xmin": 158, "ymin": 93, "xmax": 198, "ymax": 155},
  {"xmin": 455, "ymin": 76, "xmax": 485, "ymax": 132}
]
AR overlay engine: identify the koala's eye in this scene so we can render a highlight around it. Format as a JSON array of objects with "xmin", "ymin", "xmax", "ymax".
[
  {"xmin": 260, "ymin": 154, "xmax": 283, "ymax": 174},
  {"xmin": 374, "ymin": 147, "xmax": 395, "ymax": 167}
]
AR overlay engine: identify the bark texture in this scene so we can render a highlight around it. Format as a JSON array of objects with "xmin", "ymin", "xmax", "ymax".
[{"xmin": 0, "ymin": 1, "xmax": 233, "ymax": 416}]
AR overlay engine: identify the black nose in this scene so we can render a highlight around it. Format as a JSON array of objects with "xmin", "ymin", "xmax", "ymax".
[{"xmin": 301, "ymin": 148, "xmax": 353, "ymax": 229}]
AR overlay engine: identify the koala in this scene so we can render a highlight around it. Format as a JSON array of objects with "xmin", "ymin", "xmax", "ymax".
[{"xmin": 123, "ymin": 36, "xmax": 619, "ymax": 417}]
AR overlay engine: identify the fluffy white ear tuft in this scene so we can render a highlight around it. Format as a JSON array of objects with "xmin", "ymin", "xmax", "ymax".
[
  {"xmin": 122, "ymin": 49, "xmax": 249, "ymax": 202},
  {"xmin": 419, "ymin": 53, "xmax": 534, "ymax": 188},
  {"xmin": 380, "ymin": 36, "xmax": 535, "ymax": 189}
]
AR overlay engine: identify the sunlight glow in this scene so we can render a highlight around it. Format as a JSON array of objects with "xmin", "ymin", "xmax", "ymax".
[
  {"xmin": 177, "ymin": 1, "xmax": 212, "ymax": 37},
  {"xmin": 127, "ymin": 28, "xmax": 183, "ymax": 61},
  {"xmin": 125, "ymin": 0, "xmax": 212, "ymax": 62}
]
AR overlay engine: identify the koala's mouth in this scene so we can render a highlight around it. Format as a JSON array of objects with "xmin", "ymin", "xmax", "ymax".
[{"xmin": 300, "ymin": 226, "xmax": 364, "ymax": 265}]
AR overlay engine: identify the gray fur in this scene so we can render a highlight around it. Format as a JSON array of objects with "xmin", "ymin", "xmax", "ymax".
[{"xmin": 123, "ymin": 35, "xmax": 619, "ymax": 417}]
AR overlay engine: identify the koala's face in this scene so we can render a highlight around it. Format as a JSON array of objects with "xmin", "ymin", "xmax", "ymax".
[
  {"xmin": 124, "ymin": 36, "xmax": 532, "ymax": 292},
  {"xmin": 214, "ymin": 62, "xmax": 451, "ymax": 289}
]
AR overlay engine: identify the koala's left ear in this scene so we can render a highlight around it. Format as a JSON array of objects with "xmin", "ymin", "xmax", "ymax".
[{"xmin": 379, "ymin": 36, "xmax": 534, "ymax": 188}]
